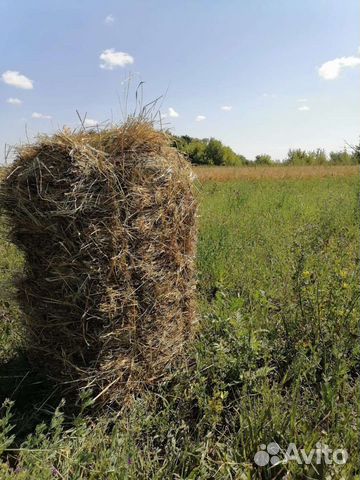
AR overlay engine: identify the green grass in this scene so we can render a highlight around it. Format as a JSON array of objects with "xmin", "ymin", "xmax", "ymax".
[{"xmin": 0, "ymin": 174, "xmax": 359, "ymax": 479}]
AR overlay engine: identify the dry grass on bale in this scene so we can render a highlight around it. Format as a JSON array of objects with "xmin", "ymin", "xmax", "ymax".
[{"xmin": 0, "ymin": 119, "xmax": 197, "ymax": 406}]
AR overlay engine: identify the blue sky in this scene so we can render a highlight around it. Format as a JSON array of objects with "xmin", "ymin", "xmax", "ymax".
[{"xmin": 1, "ymin": 0, "xmax": 359, "ymax": 161}]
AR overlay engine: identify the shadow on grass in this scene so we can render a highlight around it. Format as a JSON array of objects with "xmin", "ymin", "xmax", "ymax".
[{"xmin": 0, "ymin": 351, "xmax": 64, "ymax": 445}]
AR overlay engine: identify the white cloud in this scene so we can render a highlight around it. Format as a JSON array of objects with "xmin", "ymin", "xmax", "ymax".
[
  {"xmin": 168, "ymin": 107, "xmax": 179, "ymax": 118},
  {"xmin": 32, "ymin": 112, "xmax": 52, "ymax": 119},
  {"xmin": 297, "ymin": 98, "xmax": 308, "ymax": 102},
  {"xmin": 84, "ymin": 118, "xmax": 98, "ymax": 127},
  {"xmin": 2, "ymin": 70, "xmax": 33, "ymax": 89},
  {"xmin": 221, "ymin": 105, "xmax": 232, "ymax": 111},
  {"xmin": 104, "ymin": 14, "xmax": 115, "ymax": 24},
  {"xmin": 7, "ymin": 97, "xmax": 22, "ymax": 106},
  {"xmin": 318, "ymin": 55, "xmax": 360, "ymax": 80},
  {"xmin": 262, "ymin": 93, "xmax": 277, "ymax": 98},
  {"xmin": 298, "ymin": 105, "xmax": 310, "ymax": 111},
  {"xmin": 99, "ymin": 49, "xmax": 134, "ymax": 70},
  {"xmin": 195, "ymin": 115, "xmax": 206, "ymax": 122},
  {"xmin": 160, "ymin": 113, "xmax": 167, "ymax": 119}
]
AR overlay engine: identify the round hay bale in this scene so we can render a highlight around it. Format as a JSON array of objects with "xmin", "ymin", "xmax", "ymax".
[{"xmin": 0, "ymin": 120, "xmax": 197, "ymax": 405}]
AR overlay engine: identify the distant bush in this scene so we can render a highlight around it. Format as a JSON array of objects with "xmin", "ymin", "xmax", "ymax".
[
  {"xmin": 329, "ymin": 149, "xmax": 355, "ymax": 165},
  {"xmin": 285, "ymin": 148, "xmax": 327, "ymax": 165},
  {"xmin": 254, "ymin": 154, "xmax": 273, "ymax": 165},
  {"xmin": 352, "ymin": 139, "xmax": 360, "ymax": 163},
  {"xmin": 184, "ymin": 139, "xmax": 208, "ymax": 165},
  {"xmin": 172, "ymin": 135, "xmax": 247, "ymax": 166},
  {"xmin": 286, "ymin": 147, "xmax": 359, "ymax": 166}
]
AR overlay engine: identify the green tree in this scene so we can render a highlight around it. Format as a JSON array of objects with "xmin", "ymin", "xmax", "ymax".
[
  {"xmin": 286, "ymin": 149, "xmax": 310, "ymax": 165},
  {"xmin": 237, "ymin": 154, "xmax": 249, "ymax": 165},
  {"xmin": 353, "ymin": 141, "xmax": 360, "ymax": 164},
  {"xmin": 329, "ymin": 149, "xmax": 354, "ymax": 165},
  {"xmin": 205, "ymin": 138, "xmax": 225, "ymax": 165},
  {"xmin": 171, "ymin": 134, "xmax": 248, "ymax": 166},
  {"xmin": 313, "ymin": 148, "xmax": 327, "ymax": 165},
  {"xmin": 286, "ymin": 148, "xmax": 328, "ymax": 165},
  {"xmin": 222, "ymin": 146, "xmax": 245, "ymax": 166},
  {"xmin": 185, "ymin": 140, "xmax": 207, "ymax": 165},
  {"xmin": 254, "ymin": 154, "xmax": 273, "ymax": 165}
]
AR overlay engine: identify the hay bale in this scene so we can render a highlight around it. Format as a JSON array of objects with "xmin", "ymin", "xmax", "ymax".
[{"xmin": 0, "ymin": 119, "xmax": 197, "ymax": 404}]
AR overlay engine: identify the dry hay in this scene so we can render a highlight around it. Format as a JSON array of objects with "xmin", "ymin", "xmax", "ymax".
[
  {"xmin": 195, "ymin": 165, "xmax": 359, "ymax": 182},
  {"xmin": 0, "ymin": 119, "xmax": 197, "ymax": 405}
]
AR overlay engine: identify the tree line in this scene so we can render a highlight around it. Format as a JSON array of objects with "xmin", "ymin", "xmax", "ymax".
[{"xmin": 172, "ymin": 134, "xmax": 360, "ymax": 166}]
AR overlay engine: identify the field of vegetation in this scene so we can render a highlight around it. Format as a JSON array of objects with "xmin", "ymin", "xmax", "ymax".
[
  {"xmin": 0, "ymin": 165, "xmax": 359, "ymax": 479},
  {"xmin": 195, "ymin": 164, "xmax": 359, "ymax": 182}
]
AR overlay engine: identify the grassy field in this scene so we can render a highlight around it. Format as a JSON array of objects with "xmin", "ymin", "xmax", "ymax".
[
  {"xmin": 0, "ymin": 166, "xmax": 359, "ymax": 479},
  {"xmin": 194, "ymin": 164, "xmax": 358, "ymax": 182}
]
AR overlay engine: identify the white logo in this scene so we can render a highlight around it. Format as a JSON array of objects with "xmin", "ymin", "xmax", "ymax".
[
  {"xmin": 254, "ymin": 443, "xmax": 281, "ymax": 466},
  {"xmin": 254, "ymin": 442, "xmax": 348, "ymax": 466}
]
